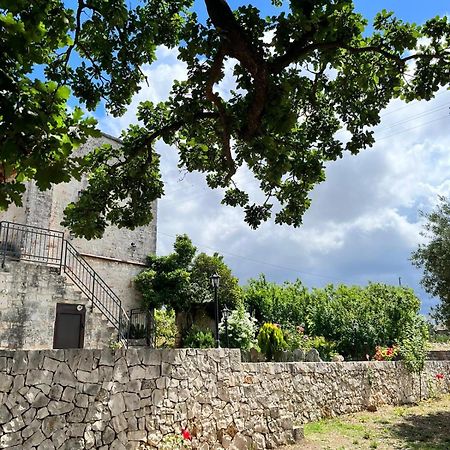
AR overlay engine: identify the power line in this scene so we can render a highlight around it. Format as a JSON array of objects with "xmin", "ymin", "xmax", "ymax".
[
  {"xmin": 379, "ymin": 89, "xmax": 447, "ymax": 118},
  {"xmin": 375, "ymin": 104, "xmax": 449, "ymax": 136},
  {"xmin": 376, "ymin": 115, "xmax": 449, "ymax": 141},
  {"xmin": 157, "ymin": 231, "xmax": 357, "ymax": 284}
]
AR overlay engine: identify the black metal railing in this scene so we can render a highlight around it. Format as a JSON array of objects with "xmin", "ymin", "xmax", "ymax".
[
  {"xmin": 128, "ymin": 308, "xmax": 155, "ymax": 347},
  {"xmin": 0, "ymin": 222, "xmax": 65, "ymax": 269},
  {"xmin": 0, "ymin": 221, "xmax": 129, "ymax": 343}
]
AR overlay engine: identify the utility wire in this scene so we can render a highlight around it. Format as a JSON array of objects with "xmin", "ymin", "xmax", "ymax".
[{"xmin": 157, "ymin": 231, "xmax": 373, "ymax": 285}]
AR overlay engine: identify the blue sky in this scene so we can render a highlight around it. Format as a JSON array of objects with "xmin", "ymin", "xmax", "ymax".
[{"xmin": 89, "ymin": 1, "xmax": 450, "ymax": 318}]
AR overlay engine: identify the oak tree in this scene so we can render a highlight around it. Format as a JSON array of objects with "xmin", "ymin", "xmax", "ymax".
[{"xmin": 1, "ymin": 0, "xmax": 449, "ymax": 238}]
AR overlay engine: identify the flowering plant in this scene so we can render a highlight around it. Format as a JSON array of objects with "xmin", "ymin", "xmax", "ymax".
[
  {"xmin": 138, "ymin": 429, "xmax": 192, "ymax": 450},
  {"xmin": 373, "ymin": 345, "xmax": 399, "ymax": 361}
]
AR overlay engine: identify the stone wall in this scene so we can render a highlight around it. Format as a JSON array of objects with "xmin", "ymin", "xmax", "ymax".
[
  {"xmin": 0, "ymin": 261, "xmax": 115, "ymax": 350},
  {"xmin": 0, "ymin": 349, "xmax": 449, "ymax": 450}
]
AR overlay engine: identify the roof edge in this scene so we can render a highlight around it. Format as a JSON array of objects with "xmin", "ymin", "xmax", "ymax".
[{"xmin": 100, "ymin": 131, "xmax": 123, "ymax": 145}]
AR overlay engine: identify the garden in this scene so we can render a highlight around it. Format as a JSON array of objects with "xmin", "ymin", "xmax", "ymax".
[{"xmin": 135, "ymin": 235, "xmax": 431, "ymax": 375}]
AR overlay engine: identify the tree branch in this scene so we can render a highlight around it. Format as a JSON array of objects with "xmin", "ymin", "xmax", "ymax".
[
  {"xmin": 204, "ymin": 48, "xmax": 236, "ymax": 181},
  {"xmin": 204, "ymin": 0, "xmax": 269, "ymax": 139}
]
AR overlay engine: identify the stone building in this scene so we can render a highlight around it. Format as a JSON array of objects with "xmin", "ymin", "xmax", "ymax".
[{"xmin": 0, "ymin": 134, "xmax": 157, "ymax": 350}]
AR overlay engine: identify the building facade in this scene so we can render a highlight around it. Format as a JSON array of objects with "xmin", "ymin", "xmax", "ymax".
[{"xmin": 0, "ymin": 134, "xmax": 157, "ymax": 349}]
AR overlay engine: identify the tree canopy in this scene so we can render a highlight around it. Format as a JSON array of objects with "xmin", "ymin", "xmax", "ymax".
[
  {"xmin": 411, "ymin": 196, "xmax": 450, "ymax": 327},
  {"xmin": 1, "ymin": 1, "xmax": 449, "ymax": 238},
  {"xmin": 134, "ymin": 233, "xmax": 241, "ymax": 312}
]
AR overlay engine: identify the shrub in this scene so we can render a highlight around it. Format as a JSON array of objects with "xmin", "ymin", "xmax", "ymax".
[
  {"xmin": 258, "ymin": 323, "xmax": 286, "ymax": 361},
  {"xmin": 219, "ymin": 306, "xmax": 257, "ymax": 350},
  {"xmin": 245, "ymin": 279, "xmax": 425, "ymax": 360},
  {"xmin": 373, "ymin": 345, "xmax": 400, "ymax": 361},
  {"xmin": 155, "ymin": 308, "xmax": 177, "ymax": 348},
  {"xmin": 398, "ymin": 316, "xmax": 429, "ymax": 374},
  {"xmin": 182, "ymin": 326, "xmax": 215, "ymax": 348}
]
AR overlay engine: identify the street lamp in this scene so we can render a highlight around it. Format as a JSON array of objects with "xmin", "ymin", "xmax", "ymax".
[
  {"xmin": 222, "ymin": 305, "xmax": 230, "ymax": 348},
  {"xmin": 210, "ymin": 273, "xmax": 221, "ymax": 348}
]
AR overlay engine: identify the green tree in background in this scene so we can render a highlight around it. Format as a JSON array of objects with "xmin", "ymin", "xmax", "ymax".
[
  {"xmin": 411, "ymin": 196, "xmax": 450, "ymax": 328},
  {"xmin": 1, "ymin": 1, "xmax": 449, "ymax": 238},
  {"xmin": 135, "ymin": 234, "xmax": 240, "ymax": 312},
  {"xmin": 191, "ymin": 252, "xmax": 242, "ymax": 310}
]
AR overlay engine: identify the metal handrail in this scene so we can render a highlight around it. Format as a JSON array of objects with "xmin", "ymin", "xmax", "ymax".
[{"xmin": 0, "ymin": 221, "xmax": 129, "ymax": 342}]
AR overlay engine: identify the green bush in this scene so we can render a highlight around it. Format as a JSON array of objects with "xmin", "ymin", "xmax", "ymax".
[
  {"xmin": 258, "ymin": 323, "xmax": 286, "ymax": 361},
  {"xmin": 219, "ymin": 306, "xmax": 257, "ymax": 350},
  {"xmin": 245, "ymin": 279, "xmax": 426, "ymax": 361},
  {"xmin": 154, "ymin": 308, "xmax": 177, "ymax": 348},
  {"xmin": 182, "ymin": 326, "xmax": 215, "ymax": 348},
  {"xmin": 398, "ymin": 316, "xmax": 429, "ymax": 374}
]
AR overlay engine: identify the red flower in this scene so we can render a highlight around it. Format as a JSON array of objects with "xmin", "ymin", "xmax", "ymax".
[
  {"xmin": 436, "ymin": 373, "xmax": 445, "ymax": 380},
  {"xmin": 182, "ymin": 429, "xmax": 192, "ymax": 441}
]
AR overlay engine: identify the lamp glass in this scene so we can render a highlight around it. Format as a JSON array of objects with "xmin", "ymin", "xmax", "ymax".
[{"xmin": 210, "ymin": 273, "xmax": 221, "ymax": 288}]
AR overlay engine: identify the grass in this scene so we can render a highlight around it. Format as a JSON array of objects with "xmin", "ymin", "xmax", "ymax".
[{"xmin": 279, "ymin": 394, "xmax": 450, "ymax": 450}]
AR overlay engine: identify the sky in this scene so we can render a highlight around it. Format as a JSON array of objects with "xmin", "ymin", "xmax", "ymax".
[{"xmin": 97, "ymin": 1, "xmax": 450, "ymax": 316}]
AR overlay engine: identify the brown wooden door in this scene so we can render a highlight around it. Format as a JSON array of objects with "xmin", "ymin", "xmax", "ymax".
[{"xmin": 53, "ymin": 304, "xmax": 85, "ymax": 349}]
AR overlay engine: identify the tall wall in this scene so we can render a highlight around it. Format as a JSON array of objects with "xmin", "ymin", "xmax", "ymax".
[
  {"xmin": 0, "ymin": 349, "xmax": 449, "ymax": 450},
  {"xmin": 0, "ymin": 134, "xmax": 157, "ymax": 311},
  {"xmin": 0, "ymin": 261, "xmax": 116, "ymax": 350}
]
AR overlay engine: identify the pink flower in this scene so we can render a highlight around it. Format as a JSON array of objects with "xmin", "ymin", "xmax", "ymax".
[
  {"xmin": 436, "ymin": 373, "xmax": 444, "ymax": 380},
  {"xmin": 182, "ymin": 429, "xmax": 192, "ymax": 441}
]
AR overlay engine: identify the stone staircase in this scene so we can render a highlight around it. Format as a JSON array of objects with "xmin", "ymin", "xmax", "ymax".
[
  {"xmin": 0, "ymin": 260, "xmax": 117, "ymax": 349},
  {"xmin": 0, "ymin": 221, "xmax": 130, "ymax": 346}
]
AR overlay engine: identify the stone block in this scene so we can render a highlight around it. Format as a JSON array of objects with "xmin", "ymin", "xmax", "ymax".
[
  {"xmin": 42, "ymin": 415, "xmax": 65, "ymax": 438},
  {"xmin": 48, "ymin": 400, "xmax": 74, "ymax": 415},
  {"xmin": 54, "ymin": 363, "xmax": 77, "ymax": 387},
  {"xmin": 32, "ymin": 392, "xmax": 50, "ymax": 408},
  {"xmin": 0, "ymin": 430, "xmax": 22, "ymax": 448},
  {"xmin": 0, "ymin": 373, "xmax": 13, "ymax": 392},
  {"xmin": 0, "ymin": 404, "xmax": 12, "ymax": 424},
  {"xmin": 2, "ymin": 415, "xmax": 25, "ymax": 433},
  {"xmin": 109, "ymin": 393, "xmax": 126, "ymax": 417},
  {"xmin": 23, "ymin": 429, "xmax": 46, "ymax": 447},
  {"xmin": 61, "ymin": 386, "xmax": 77, "ymax": 403},
  {"xmin": 123, "ymin": 392, "xmax": 140, "ymax": 412}
]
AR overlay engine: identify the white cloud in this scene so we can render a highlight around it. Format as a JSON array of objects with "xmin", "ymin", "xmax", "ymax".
[{"xmin": 97, "ymin": 45, "xmax": 450, "ymax": 315}]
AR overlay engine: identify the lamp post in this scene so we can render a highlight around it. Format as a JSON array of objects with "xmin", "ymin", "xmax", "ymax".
[
  {"xmin": 210, "ymin": 273, "xmax": 221, "ymax": 348},
  {"xmin": 222, "ymin": 305, "xmax": 230, "ymax": 348}
]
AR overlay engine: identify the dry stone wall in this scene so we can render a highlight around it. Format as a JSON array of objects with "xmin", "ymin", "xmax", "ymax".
[{"xmin": 0, "ymin": 348, "xmax": 449, "ymax": 450}]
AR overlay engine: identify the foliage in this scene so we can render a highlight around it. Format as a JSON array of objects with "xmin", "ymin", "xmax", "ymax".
[
  {"xmin": 244, "ymin": 275, "xmax": 309, "ymax": 326},
  {"xmin": 138, "ymin": 429, "xmax": 192, "ymax": 450},
  {"xmin": 283, "ymin": 325, "xmax": 307, "ymax": 352},
  {"xmin": 303, "ymin": 336, "xmax": 337, "ymax": 361},
  {"xmin": 1, "ymin": 2, "xmax": 449, "ymax": 238},
  {"xmin": 218, "ymin": 306, "xmax": 257, "ymax": 350},
  {"xmin": 411, "ymin": 197, "xmax": 450, "ymax": 328},
  {"xmin": 190, "ymin": 252, "xmax": 242, "ymax": 309},
  {"xmin": 426, "ymin": 373, "xmax": 446, "ymax": 400},
  {"xmin": 257, "ymin": 323, "xmax": 286, "ymax": 361},
  {"xmin": 135, "ymin": 234, "xmax": 239, "ymax": 313},
  {"xmin": 134, "ymin": 234, "xmax": 206, "ymax": 311},
  {"xmin": 244, "ymin": 279, "xmax": 426, "ymax": 360},
  {"xmin": 373, "ymin": 345, "xmax": 399, "ymax": 361},
  {"xmin": 283, "ymin": 325, "xmax": 337, "ymax": 360},
  {"xmin": 398, "ymin": 316, "xmax": 429, "ymax": 374},
  {"xmin": 108, "ymin": 339, "xmax": 123, "ymax": 351},
  {"xmin": 155, "ymin": 308, "xmax": 177, "ymax": 348},
  {"xmin": 182, "ymin": 326, "xmax": 215, "ymax": 349}
]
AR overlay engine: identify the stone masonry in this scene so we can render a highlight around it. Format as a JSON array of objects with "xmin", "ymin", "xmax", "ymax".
[
  {"xmin": 0, "ymin": 348, "xmax": 449, "ymax": 450},
  {"xmin": 0, "ymin": 134, "xmax": 157, "ymax": 312},
  {"xmin": 0, "ymin": 261, "xmax": 115, "ymax": 350}
]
